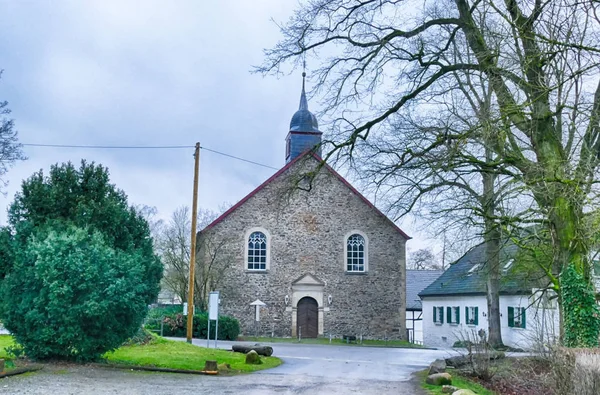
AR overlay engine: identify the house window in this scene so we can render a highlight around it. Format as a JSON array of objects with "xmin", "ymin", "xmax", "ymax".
[
  {"xmin": 508, "ymin": 306, "xmax": 526, "ymax": 329},
  {"xmin": 433, "ymin": 306, "xmax": 444, "ymax": 324},
  {"xmin": 447, "ymin": 306, "xmax": 460, "ymax": 325},
  {"xmin": 247, "ymin": 231, "xmax": 267, "ymax": 270},
  {"xmin": 467, "ymin": 264, "xmax": 481, "ymax": 275},
  {"xmin": 465, "ymin": 306, "xmax": 479, "ymax": 325},
  {"xmin": 346, "ymin": 233, "xmax": 366, "ymax": 272}
]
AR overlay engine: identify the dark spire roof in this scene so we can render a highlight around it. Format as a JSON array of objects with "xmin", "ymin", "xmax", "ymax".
[{"xmin": 289, "ymin": 72, "xmax": 320, "ymax": 133}]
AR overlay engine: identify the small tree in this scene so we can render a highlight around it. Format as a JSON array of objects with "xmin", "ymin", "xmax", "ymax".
[
  {"xmin": 0, "ymin": 161, "xmax": 162, "ymax": 360},
  {"xmin": 0, "ymin": 70, "xmax": 25, "ymax": 192}
]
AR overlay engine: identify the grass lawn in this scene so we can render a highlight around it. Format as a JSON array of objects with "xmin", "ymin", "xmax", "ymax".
[
  {"xmin": 418, "ymin": 370, "xmax": 496, "ymax": 395},
  {"xmin": 0, "ymin": 334, "xmax": 15, "ymax": 359},
  {"xmin": 239, "ymin": 336, "xmax": 421, "ymax": 348},
  {"xmin": 104, "ymin": 336, "xmax": 282, "ymax": 373}
]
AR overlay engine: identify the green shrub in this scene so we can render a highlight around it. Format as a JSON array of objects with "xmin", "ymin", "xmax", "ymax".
[
  {"xmin": 158, "ymin": 312, "xmax": 240, "ymax": 340},
  {"xmin": 0, "ymin": 161, "xmax": 162, "ymax": 362},
  {"xmin": 1, "ymin": 227, "xmax": 157, "ymax": 361}
]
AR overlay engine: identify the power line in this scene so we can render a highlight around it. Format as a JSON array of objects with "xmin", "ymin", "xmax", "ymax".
[
  {"xmin": 21, "ymin": 142, "xmax": 279, "ymax": 170},
  {"xmin": 200, "ymin": 146, "xmax": 278, "ymax": 170},
  {"xmin": 22, "ymin": 143, "xmax": 194, "ymax": 149}
]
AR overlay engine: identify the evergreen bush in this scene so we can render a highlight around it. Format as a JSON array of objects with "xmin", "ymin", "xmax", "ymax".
[{"xmin": 158, "ymin": 312, "xmax": 240, "ymax": 340}]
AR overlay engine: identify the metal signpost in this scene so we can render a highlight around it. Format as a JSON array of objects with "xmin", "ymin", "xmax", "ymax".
[{"xmin": 207, "ymin": 291, "xmax": 220, "ymax": 348}]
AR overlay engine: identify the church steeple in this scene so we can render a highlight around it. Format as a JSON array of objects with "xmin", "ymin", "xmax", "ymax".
[{"xmin": 286, "ymin": 72, "xmax": 322, "ymax": 163}]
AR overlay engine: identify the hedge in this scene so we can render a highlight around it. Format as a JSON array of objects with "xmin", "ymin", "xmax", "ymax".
[{"xmin": 147, "ymin": 312, "xmax": 240, "ymax": 341}]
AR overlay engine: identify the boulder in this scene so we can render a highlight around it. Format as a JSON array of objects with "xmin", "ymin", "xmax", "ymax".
[
  {"xmin": 245, "ymin": 350, "xmax": 262, "ymax": 365},
  {"xmin": 441, "ymin": 385, "xmax": 459, "ymax": 393},
  {"xmin": 217, "ymin": 363, "xmax": 231, "ymax": 372},
  {"xmin": 445, "ymin": 355, "xmax": 470, "ymax": 367},
  {"xmin": 452, "ymin": 390, "xmax": 477, "ymax": 395},
  {"xmin": 426, "ymin": 372, "xmax": 452, "ymax": 386},
  {"xmin": 429, "ymin": 358, "xmax": 446, "ymax": 374}
]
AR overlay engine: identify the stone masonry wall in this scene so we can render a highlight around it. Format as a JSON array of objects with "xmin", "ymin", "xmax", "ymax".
[{"xmin": 198, "ymin": 155, "xmax": 407, "ymax": 339}]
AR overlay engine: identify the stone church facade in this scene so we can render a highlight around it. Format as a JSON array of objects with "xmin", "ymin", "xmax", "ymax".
[{"xmin": 197, "ymin": 75, "xmax": 408, "ymax": 339}]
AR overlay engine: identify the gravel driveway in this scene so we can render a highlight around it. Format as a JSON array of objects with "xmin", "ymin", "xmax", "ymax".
[
  {"xmin": 2, "ymin": 341, "xmax": 453, "ymax": 394},
  {"xmin": 2, "ymin": 365, "xmax": 420, "ymax": 394}
]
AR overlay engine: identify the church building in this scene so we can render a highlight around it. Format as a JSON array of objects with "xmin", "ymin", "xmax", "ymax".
[{"xmin": 197, "ymin": 75, "xmax": 409, "ymax": 339}]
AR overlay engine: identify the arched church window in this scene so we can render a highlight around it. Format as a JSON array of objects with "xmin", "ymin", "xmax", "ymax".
[
  {"xmin": 247, "ymin": 231, "xmax": 267, "ymax": 270},
  {"xmin": 347, "ymin": 233, "xmax": 366, "ymax": 272}
]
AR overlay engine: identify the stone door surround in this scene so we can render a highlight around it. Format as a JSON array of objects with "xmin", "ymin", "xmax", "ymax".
[{"xmin": 291, "ymin": 273, "xmax": 324, "ymax": 337}]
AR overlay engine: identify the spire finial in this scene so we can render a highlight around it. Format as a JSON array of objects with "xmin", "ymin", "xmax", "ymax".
[{"xmin": 299, "ymin": 56, "xmax": 308, "ymax": 111}]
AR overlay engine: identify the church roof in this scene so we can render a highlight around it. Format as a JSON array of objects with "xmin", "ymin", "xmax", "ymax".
[
  {"xmin": 289, "ymin": 72, "xmax": 320, "ymax": 133},
  {"xmin": 200, "ymin": 151, "xmax": 411, "ymax": 240}
]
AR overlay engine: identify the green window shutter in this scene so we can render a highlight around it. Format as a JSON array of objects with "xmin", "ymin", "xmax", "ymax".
[
  {"xmin": 455, "ymin": 307, "xmax": 460, "ymax": 324},
  {"xmin": 447, "ymin": 307, "xmax": 452, "ymax": 323},
  {"xmin": 521, "ymin": 308, "xmax": 526, "ymax": 329},
  {"xmin": 474, "ymin": 307, "xmax": 479, "ymax": 325},
  {"xmin": 465, "ymin": 307, "xmax": 469, "ymax": 324},
  {"xmin": 433, "ymin": 306, "xmax": 437, "ymax": 323},
  {"xmin": 440, "ymin": 307, "xmax": 444, "ymax": 324},
  {"xmin": 508, "ymin": 306, "xmax": 514, "ymax": 327}
]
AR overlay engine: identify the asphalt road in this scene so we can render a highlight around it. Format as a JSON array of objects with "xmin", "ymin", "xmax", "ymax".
[
  {"xmin": 195, "ymin": 339, "xmax": 455, "ymax": 382},
  {"xmin": 2, "ymin": 340, "xmax": 456, "ymax": 394}
]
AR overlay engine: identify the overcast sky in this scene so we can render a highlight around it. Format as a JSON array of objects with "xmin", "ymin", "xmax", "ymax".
[{"xmin": 0, "ymin": 0, "xmax": 435, "ymax": 255}]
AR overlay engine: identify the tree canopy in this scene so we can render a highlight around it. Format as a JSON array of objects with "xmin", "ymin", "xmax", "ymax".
[
  {"xmin": 260, "ymin": 0, "xmax": 600, "ymax": 346},
  {"xmin": 0, "ymin": 161, "xmax": 162, "ymax": 360}
]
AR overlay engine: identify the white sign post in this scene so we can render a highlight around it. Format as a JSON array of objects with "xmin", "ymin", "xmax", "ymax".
[
  {"xmin": 207, "ymin": 291, "xmax": 220, "ymax": 348},
  {"xmin": 250, "ymin": 299, "xmax": 266, "ymax": 337}
]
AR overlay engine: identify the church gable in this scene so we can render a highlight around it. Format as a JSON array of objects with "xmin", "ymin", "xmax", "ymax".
[{"xmin": 202, "ymin": 152, "xmax": 409, "ymax": 240}]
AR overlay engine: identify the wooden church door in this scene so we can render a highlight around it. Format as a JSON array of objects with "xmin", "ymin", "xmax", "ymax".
[{"xmin": 297, "ymin": 297, "xmax": 318, "ymax": 338}]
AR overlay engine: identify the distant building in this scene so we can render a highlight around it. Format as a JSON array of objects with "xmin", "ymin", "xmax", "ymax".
[
  {"xmin": 419, "ymin": 242, "xmax": 559, "ymax": 350},
  {"xmin": 197, "ymin": 74, "xmax": 409, "ymax": 339},
  {"xmin": 405, "ymin": 270, "xmax": 443, "ymax": 344}
]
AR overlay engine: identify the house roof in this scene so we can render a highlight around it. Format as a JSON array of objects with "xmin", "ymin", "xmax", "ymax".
[
  {"xmin": 406, "ymin": 270, "xmax": 444, "ymax": 310},
  {"xmin": 200, "ymin": 151, "xmax": 410, "ymax": 239},
  {"xmin": 418, "ymin": 242, "xmax": 544, "ymax": 298}
]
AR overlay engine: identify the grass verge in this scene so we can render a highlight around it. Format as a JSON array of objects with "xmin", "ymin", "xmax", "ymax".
[
  {"xmin": 0, "ymin": 335, "xmax": 15, "ymax": 359},
  {"xmin": 239, "ymin": 336, "xmax": 421, "ymax": 348},
  {"xmin": 418, "ymin": 370, "xmax": 496, "ymax": 395},
  {"xmin": 104, "ymin": 336, "xmax": 282, "ymax": 373}
]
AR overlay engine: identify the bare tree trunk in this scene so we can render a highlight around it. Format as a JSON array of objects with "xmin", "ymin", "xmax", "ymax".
[{"xmin": 482, "ymin": 146, "xmax": 503, "ymax": 348}]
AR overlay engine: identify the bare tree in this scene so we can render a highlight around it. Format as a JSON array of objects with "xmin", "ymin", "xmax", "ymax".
[
  {"xmin": 156, "ymin": 206, "xmax": 232, "ymax": 308},
  {"xmin": 408, "ymin": 247, "xmax": 443, "ymax": 270},
  {"xmin": 259, "ymin": 0, "xmax": 600, "ymax": 346},
  {"xmin": 0, "ymin": 70, "xmax": 25, "ymax": 192}
]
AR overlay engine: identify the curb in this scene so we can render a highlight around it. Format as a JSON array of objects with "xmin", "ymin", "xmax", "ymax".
[
  {"xmin": 97, "ymin": 363, "xmax": 221, "ymax": 375},
  {"xmin": 0, "ymin": 365, "xmax": 43, "ymax": 379}
]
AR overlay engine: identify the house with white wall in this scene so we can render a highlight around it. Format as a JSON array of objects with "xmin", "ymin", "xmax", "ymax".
[
  {"xmin": 419, "ymin": 243, "xmax": 559, "ymax": 350},
  {"xmin": 406, "ymin": 270, "xmax": 443, "ymax": 344}
]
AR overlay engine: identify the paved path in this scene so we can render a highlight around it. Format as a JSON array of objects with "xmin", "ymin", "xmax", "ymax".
[
  {"xmin": 190, "ymin": 339, "xmax": 457, "ymax": 382},
  {"xmin": 2, "ymin": 340, "xmax": 457, "ymax": 394}
]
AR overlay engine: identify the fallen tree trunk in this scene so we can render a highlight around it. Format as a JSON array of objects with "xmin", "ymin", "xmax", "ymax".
[{"xmin": 232, "ymin": 345, "xmax": 273, "ymax": 357}]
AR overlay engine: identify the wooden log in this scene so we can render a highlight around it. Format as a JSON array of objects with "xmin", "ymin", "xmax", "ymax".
[{"xmin": 231, "ymin": 344, "xmax": 273, "ymax": 357}]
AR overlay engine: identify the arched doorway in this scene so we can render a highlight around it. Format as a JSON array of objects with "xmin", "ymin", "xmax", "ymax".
[{"xmin": 297, "ymin": 297, "xmax": 318, "ymax": 338}]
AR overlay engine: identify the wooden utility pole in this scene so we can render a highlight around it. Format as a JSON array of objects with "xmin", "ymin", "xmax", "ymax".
[{"xmin": 186, "ymin": 142, "xmax": 200, "ymax": 343}]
